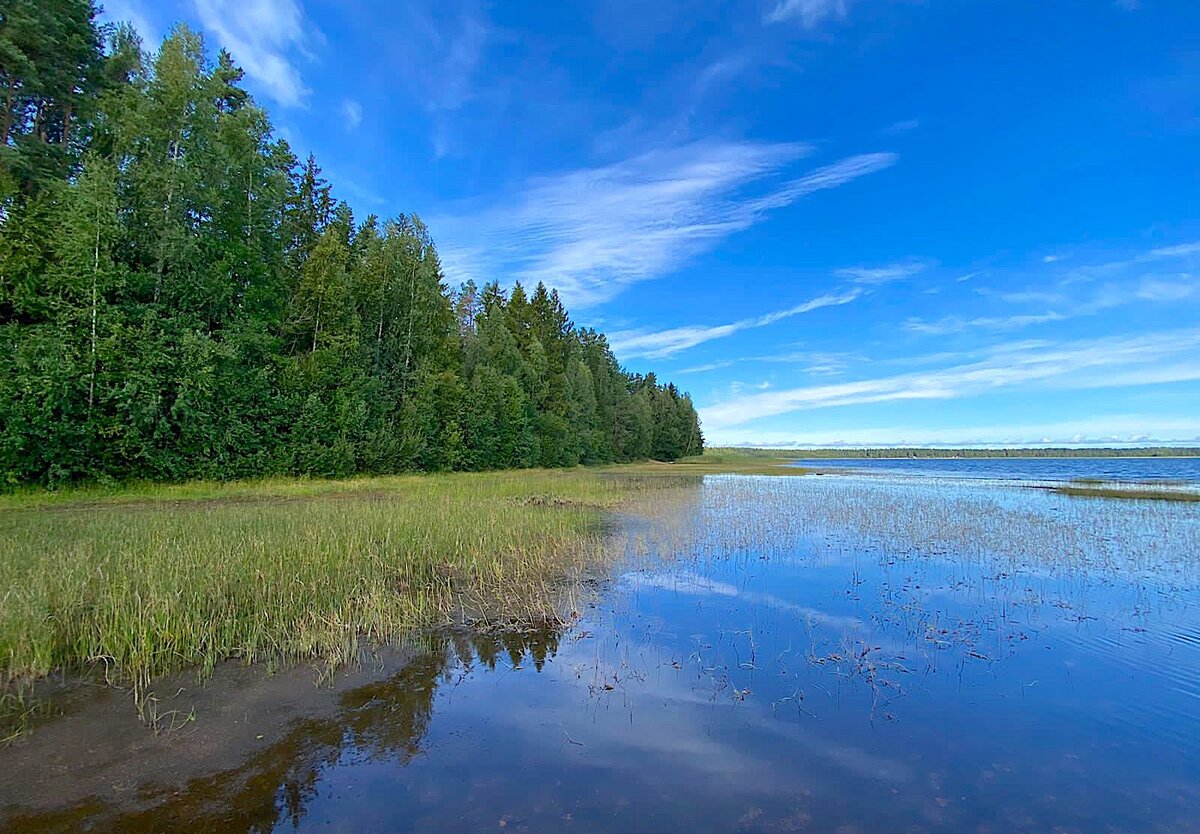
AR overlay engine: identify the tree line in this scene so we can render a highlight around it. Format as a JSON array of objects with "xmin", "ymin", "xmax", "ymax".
[
  {"xmin": 771, "ymin": 448, "xmax": 1200, "ymax": 459},
  {"xmin": 0, "ymin": 3, "xmax": 703, "ymax": 486}
]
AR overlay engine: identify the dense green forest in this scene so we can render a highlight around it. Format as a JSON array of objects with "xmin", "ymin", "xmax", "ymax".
[{"xmin": 0, "ymin": 3, "xmax": 703, "ymax": 486}]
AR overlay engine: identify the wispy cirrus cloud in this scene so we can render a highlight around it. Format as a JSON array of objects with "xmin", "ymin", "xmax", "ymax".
[
  {"xmin": 836, "ymin": 262, "xmax": 925, "ymax": 284},
  {"xmin": 99, "ymin": 0, "xmax": 161, "ymax": 47},
  {"xmin": 342, "ymin": 99, "xmax": 363, "ymax": 130},
  {"xmin": 750, "ymin": 152, "xmax": 896, "ymax": 212},
  {"xmin": 194, "ymin": 0, "xmax": 316, "ymax": 107},
  {"xmin": 436, "ymin": 143, "xmax": 897, "ymax": 307},
  {"xmin": 714, "ymin": 415, "xmax": 1200, "ymax": 449},
  {"xmin": 403, "ymin": 6, "xmax": 489, "ymax": 157},
  {"xmin": 610, "ymin": 290, "xmax": 862, "ymax": 359},
  {"xmin": 904, "ymin": 242, "xmax": 1200, "ymax": 336},
  {"xmin": 883, "ymin": 118, "xmax": 919, "ymax": 135},
  {"xmin": 677, "ymin": 349, "xmax": 858, "ymax": 377},
  {"xmin": 1137, "ymin": 277, "xmax": 1196, "ymax": 301},
  {"xmin": 1150, "ymin": 242, "xmax": 1200, "ymax": 258},
  {"xmin": 765, "ymin": 0, "xmax": 851, "ymax": 28},
  {"xmin": 676, "ymin": 360, "xmax": 739, "ymax": 375},
  {"xmin": 904, "ymin": 311, "xmax": 1066, "ymax": 336},
  {"xmin": 701, "ymin": 328, "xmax": 1200, "ymax": 430}
]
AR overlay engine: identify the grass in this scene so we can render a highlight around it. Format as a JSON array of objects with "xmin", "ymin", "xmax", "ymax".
[
  {"xmin": 1, "ymin": 455, "xmax": 805, "ymax": 731},
  {"xmin": 607, "ymin": 448, "xmax": 808, "ymax": 477},
  {"xmin": 1052, "ymin": 484, "xmax": 1200, "ymax": 502},
  {"xmin": 6, "ymin": 447, "xmax": 1192, "ymax": 732},
  {"xmin": 0, "ymin": 467, "xmax": 707, "ymax": 725}
]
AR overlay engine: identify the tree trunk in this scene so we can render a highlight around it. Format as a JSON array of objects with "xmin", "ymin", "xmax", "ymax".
[
  {"xmin": 88, "ymin": 201, "xmax": 100, "ymax": 416},
  {"xmin": 400, "ymin": 262, "xmax": 418, "ymax": 393},
  {"xmin": 156, "ymin": 125, "xmax": 185, "ymax": 303},
  {"xmin": 312, "ymin": 294, "xmax": 321, "ymax": 353}
]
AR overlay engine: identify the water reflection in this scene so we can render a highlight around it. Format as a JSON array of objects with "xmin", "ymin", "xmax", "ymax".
[
  {"xmin": 3, "ymin": 474, "xmax": 1200, "ymax": 832},
  {"xmin": 0, "ymin": 625, "xmax": 564, "ymax": 834}
]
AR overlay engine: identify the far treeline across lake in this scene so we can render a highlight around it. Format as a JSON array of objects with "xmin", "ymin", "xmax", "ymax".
[
  {"xmin": 715, "ymin": 446, "xmax": 1200, "ymax": 459},
  {"xmin": 0, "ymin": 12, "xmax": 702, "ymax": 488}
]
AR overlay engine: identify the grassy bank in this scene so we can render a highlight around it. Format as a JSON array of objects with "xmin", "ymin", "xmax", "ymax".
[
  {"xmin": 610, "ymin": 449, "xmax": 807, "ymax": 477},
  {"xmin": 1, "ymin": 467, "xmax": 717, "ymax": 727},
  {"xmin": 1051, "ymin": 484, "xmax": 1200, "ymax": 502}
]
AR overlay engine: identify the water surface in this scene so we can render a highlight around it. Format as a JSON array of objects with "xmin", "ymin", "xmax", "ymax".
[
  {"xmin": 4, "ymin": 472, "xmax": 1200, "ymax": 832},
  {"xmin": 790, "ymin": 454, "xmax": 1200, "ymax": 485}
]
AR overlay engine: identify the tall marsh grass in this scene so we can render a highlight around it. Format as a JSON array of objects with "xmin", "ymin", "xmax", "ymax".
[{"xmin": 0, "ymin": 469, "xmax": 664, "ymax": 712}]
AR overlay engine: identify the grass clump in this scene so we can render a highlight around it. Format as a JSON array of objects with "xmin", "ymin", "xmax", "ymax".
[
  {"xmin": 607, "ymin": 448, "xmax": 807, "ymax": 478},
  {"xmin": 1052, "ymin": 484, "xmax": 1200, "ymax": 502},
  {"xmin": 0, "ymin": 469, "xmax": 667, "ymax": 717}
]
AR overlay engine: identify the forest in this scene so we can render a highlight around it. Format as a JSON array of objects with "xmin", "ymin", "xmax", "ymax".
[{"xmin": 0, "ymin": 2, "xmax": 704, "ymax": 487}]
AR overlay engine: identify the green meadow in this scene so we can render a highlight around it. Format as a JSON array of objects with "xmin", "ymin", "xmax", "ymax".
[{"xmin": 0, "ymin": 468, "xmax": 682, "ymax": 722}]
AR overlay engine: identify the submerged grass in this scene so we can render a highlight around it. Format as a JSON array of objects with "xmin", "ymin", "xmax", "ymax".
[
  {"xmin": 0, "ymin": 467, "xmax": 709, "ymax": 725},
  {"xmin": 1052, "ymin": 484, "xmax": 1200, "ymax": 502}
]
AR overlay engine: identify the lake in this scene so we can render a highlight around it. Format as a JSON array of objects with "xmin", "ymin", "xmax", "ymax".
[
  {"xmin": 4, "ymin": 464, "xmax": 1200, "ymax": 832},
  {"xmin": 790, "ymin": 454, "xmax": 1200, "ymax": 484}
]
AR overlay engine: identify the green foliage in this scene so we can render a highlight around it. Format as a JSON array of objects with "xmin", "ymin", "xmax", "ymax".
[
  {"xmin": 0, "ymin": 469, "xmax": 644, "ymax": 699},
  {"xmin": 0, "ymin": 20, "xmax": 702, "ymax": 486}
]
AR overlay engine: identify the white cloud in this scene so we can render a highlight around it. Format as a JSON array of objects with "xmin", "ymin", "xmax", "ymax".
[
  {"xmin": 904, "ymin": 311, "xmax": 1066, "ymax": 336},
  {"xmin": 1137, "ymin": 277, "xmax": 1195, "ymax": 302},
  {"xmin": 676, "ymin": 360, "xmax": 738, "ymax": 374},
  {"xmin": 766, "ymin": 0, "xmax": 851, "ymax": 28},
  {"xmin": 984, "ymin": 289, "xmax": 1066, "ymax": 304},
  {"xmin": 835, "ymin": 262, "xmax": 924, "ymax": 284},
  {"xmin": 435, "ymin": 144, "xmax": 896, "ymax": 307},
  {"xmin": 626, "ymin": 571, "xmax": 866, "ymax": 630},
  {"xmin": 610, "ymin": 290, "xmax": 862, "ymax": 359},
  {"xmin": 193, "ymin": 0, "xmax": 314, "ymax": 107},
  {"xmin": 671, "ymin": 350, "xmax": 858, "ymax": 378},
  {"xmin": 711, "ymin": 415, "xmax": 1200, "ymax": 448},
  {"xmin": 99, "ymin": 0, "xmax": 161, "ymax": 47},
  {"xmin": 908, "ymin": 244, "xmax": 1200, "ymax": 337},
  {"xmin": 750, "ymin": 152, "xmax": 897, "ymax": 212},
  {"xmin": 760, "ymin": 350, "xmax": 856, "ymax": 375},
  {"xmin": 729, "ymin": 379, "xmax": 773, "ymax": 394},
  {"xmin": 397, "ymin": 8, "xmax": 490, "ymax": 157},
  {"xmin": 342, "ymin": 99, "xmax": 363, "ymax": 130},
  {"xmin": 420, "ymin": 13, "xmax": 487, "ymax": 112},
  {"xmin": 700, "ymin": 328, "xmax": 1200, "ymax": 430},
  {"xmin": 1149, "ymin": 242, "xmax": 1200, "ymax": 258},
  {"xmin": 883, "ymin": 118, "xmax": 919, "ymax": 135}
]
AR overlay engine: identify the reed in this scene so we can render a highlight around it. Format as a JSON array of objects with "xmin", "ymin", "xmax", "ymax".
[{"xmin": 0, "ymin": 468, "xmax": 683, "ymax": 716}]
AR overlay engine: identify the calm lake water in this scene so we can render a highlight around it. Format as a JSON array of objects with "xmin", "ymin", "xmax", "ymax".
[
  {"xmin": 790, "ymin": 455, "xmax": 1200, "ymax": 484},
  {"xmin": 5, "ymin": 469, "xmax": 1200, "ymax": 832}
]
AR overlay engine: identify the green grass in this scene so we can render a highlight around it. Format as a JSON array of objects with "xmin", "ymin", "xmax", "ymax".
[
  {"xmin": 0, "ymin": 468, "xmax": 702, "ymax": 721},
  {"xmin": 1052, "ymin": 484, "xmax": 1200, "ymax": 502},
  {"xmin": 605, "ymin": 449, "xmax": 807, "ymax": 477},
  {"xmin": 0, "ymin": 456, "xmax": 825, "ymax": 732}
]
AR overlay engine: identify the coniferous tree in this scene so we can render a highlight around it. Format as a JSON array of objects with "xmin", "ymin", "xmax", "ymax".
[{"xmin": 0, "ymin": 21, "xmax": 703, "ymax": 487}]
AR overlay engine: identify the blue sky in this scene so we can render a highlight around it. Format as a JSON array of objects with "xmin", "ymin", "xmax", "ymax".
[{"xmin": 104, "ymin": 0, "xmax": 1200, "ymax": 447}]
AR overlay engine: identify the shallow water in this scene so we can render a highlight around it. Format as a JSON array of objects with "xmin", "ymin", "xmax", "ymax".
[
  {"xmin": 790, "ymin": 455, "xmax": 1200, "ymax": 485},
  {"xmin": 5, "ymin": 473, "xmax": 1200, "ymax": 833}
]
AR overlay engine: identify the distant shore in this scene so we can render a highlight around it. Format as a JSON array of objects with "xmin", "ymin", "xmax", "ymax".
[{"xmin": 709, "ymin": 446, "xmax": 1200, "ymax": 460}]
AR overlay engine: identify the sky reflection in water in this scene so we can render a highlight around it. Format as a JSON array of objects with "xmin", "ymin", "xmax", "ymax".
[
  {"xmin": 13, "ymin": 471, "xmax": 1200, "ymax": 833},
  {"xmin": 295, "ymin": 473, "xmax": 1200, "ymax": 833}
]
